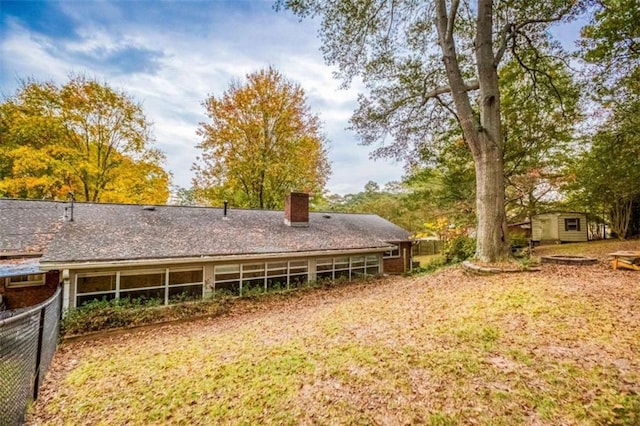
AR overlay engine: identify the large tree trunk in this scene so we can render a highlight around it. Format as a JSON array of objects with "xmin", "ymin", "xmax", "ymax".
[
  {"xmin": 473, "ymin": 0, "xmax": 509, "ymax": 261},
  {"xmin": 436, "ymin": 0, "xmax": 510, "ymax": 262},
  {"xmin": 474, "ymin": 134, "xmax": 508, "ymax": 261}
]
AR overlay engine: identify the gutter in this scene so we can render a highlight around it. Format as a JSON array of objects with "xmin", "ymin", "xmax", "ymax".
[{"xmin": 39, "ymin": 246, "xmax": 395, "ymax": 271}]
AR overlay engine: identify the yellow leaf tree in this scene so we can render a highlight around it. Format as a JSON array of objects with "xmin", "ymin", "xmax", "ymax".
[
  {"xmin": 193, "ymin": 67, "xmax": 330, "ymax": 209},
  {"xmin": 0, "ymin": 76, "xmax": 170, "ymax": 203}
]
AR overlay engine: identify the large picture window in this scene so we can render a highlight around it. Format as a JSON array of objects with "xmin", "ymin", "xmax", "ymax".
[
  {"xmin": 213, "ymin": 260, "xmax": 309, "ymax": 296},
  {"xmin": 316, "ymin": 255, "xmax": 380, "ymax": 282},
  {"xmin": 75, "ymin": 267, "xmax": 204, "ymax": 307}
]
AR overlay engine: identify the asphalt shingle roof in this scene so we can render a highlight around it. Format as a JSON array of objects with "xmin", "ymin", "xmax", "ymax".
[
  {"xmin": 0, "ymin": 199, "xmax": 65, "ymax": 255},
  {"xmin": 1, "ymin": 199, "xmax": 410, "ymax": 264}
]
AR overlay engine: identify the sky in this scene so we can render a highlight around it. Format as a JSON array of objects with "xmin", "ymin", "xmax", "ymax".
[
  {"xmin": 0, "ymin": 0, "xmax": 407, "ymax": 196},
  {"xmin": 0, "ymin": 1, "xmax": 585, "ymax": 197}
]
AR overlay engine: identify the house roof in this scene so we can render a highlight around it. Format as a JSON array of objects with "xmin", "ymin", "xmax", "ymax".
[
  {"xmin": 0, "ymin": 258, "xmax": 42, "ymax": 278},
  {"xmin": 0, "ymin": 199, "xmax": 65, "ymax": 255},
  {"xmin": 532, "ymin": 211, "xmax": 586, "ymax": 218},
  {"xmin": 0, "ymin": 199, "xmax": 410, "ymax": 265}
]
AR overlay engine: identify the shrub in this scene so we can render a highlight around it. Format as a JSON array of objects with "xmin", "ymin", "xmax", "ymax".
[
  {"xmin": 61, "ymin": 297, "xmax": 226, "ymax": 336},
  {"xmin": 407, "ymin": 257, "xmax": 447, "ymax": 275},
  {"xmin": 443, "ymin": 235, "xmax": 476, "ymax": 263}
]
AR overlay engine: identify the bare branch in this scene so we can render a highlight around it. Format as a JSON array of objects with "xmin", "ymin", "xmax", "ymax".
[
  {"xmin": 494, "ymin": 5, "xmax": 574, "ymax": 67},
  {"xmin": 434, "ymin": 94, "xmax": 460, "ymax": 125},
  {"xmin": 421, "ymin": 79, "xmax": 479, "ymax": 106},
  {"xmin": 446, "ymin": 0, "xmax": 460, "ymax": 41},
  {"xmin": 494, "ymin": 22, "xmax": 514, "ymax": 67}
]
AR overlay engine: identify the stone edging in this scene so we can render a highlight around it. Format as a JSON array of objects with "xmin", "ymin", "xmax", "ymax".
[{"xmin": 462, "ymin": 261, "xmax": 541, "ymax": 275}]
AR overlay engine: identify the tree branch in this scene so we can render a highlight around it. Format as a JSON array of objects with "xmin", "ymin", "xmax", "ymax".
[
  {"xmin": 446, "ymin": 0, "xmax": 460, "ymax": 41},
  {"xmin": 494, "ymin": 6, "xmax": 574, "ymax": 67},
  {"xmin": 421, "ymin": 79, "xmax": 479, "ymax": 106}
]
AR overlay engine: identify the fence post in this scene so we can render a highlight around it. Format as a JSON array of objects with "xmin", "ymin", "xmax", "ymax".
[{"xmin": 33, "ymin": 305, "xmax": 46, "ymax": 400}]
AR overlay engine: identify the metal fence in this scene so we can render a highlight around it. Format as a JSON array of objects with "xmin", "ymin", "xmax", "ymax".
[{"xmin": 0, "ymin": 286, "xmax": 62, "ymax": 426}]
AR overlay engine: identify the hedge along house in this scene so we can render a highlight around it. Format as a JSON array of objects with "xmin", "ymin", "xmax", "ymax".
[
  {"xmin": 1, "ymin": 193, "xmax": 411, "ymax": 311},
  {"xmin": 531, "ymin": 212, "xmax": 589, "ymax": 244}
]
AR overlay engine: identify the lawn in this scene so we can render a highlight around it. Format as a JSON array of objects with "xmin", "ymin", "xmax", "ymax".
[{"xmin": 28, "ymin": 240, "xmax": 640, "ymax": 425}]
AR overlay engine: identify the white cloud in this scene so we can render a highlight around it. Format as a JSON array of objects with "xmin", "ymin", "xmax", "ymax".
[{"xmin": 0, "ymin": 2, "xmax": 405, "ymax": 195}]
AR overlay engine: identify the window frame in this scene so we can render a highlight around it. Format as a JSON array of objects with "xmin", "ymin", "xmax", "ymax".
[
  {"xmin": 5, "ymin": 273, "xmax": 46, "ymax": 288},
  {"xmin": 383, "ymin": 244, "xmax": 401, "ymax": 259},
  {"xmin": 75, "ymin": 266, "xmax": 205, "ymax": 307},
  {"xmin": 564, "ymin": 218, "xmax": 581, "ymax": 232}
]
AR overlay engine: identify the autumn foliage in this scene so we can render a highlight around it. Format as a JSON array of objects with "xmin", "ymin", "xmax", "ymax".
[
  {"xmin": 0, "ymin": 76, "xmax": 170, "ymax": 204},
  {"xmin": 193, "ymin": 67, "xmax": 330, "ymax": 209}
]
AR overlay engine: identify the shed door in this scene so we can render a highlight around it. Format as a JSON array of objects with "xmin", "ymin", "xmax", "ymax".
[{"xmin": 541, "ymin": 219, "xmax": 555, "ymax": 240}]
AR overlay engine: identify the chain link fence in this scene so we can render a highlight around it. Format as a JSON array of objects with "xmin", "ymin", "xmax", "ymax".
[{"xmin": 0, "ymin": 286, "xmax": 62, "ymax": 426}]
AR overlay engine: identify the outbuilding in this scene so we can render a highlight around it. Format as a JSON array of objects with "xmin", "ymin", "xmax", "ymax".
[{"xmin": 531, "ymin": 212, "xmax": 588, "ymax": 244}]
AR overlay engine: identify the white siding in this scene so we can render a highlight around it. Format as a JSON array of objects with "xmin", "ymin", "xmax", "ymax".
[{"xmin": 557, "ymin": 213, "xmax": 588, "ymax": 242}]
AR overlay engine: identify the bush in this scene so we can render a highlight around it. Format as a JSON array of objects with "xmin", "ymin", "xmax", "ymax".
[
  {"xmin": 407, "ymin": 257, "xmax": 447, "ymax": 275},
  {"xmin": 61, "ymin": 297, "xmax": 226, "ymax": 336},
  {"xmin": 443, "ymin": 235, "xmax": 476, "ymax": 263}
]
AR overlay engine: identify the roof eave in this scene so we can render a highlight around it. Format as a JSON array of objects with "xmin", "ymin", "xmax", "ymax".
[{"xmin": 39, "ymin": 246, "xmax": 395, "ymax": 271}]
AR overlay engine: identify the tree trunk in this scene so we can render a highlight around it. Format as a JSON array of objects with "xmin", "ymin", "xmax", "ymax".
[
  {"xmin": 473, "ymin": 0, "xmax": 510, "ymax": 262},
  {"xmin": 435, "ymin": 0, "xmax": 510, "ymax": 262},
  {"xmin": 474, "ymin": 134, "xmax": 508, "ymax": 261}
]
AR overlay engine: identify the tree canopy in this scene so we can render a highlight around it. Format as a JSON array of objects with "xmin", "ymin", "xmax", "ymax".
[
  {"xmin": 0, "ymin": 76, "xmax": 170, "ymax": 204},
  {"xmin": 193, "ymin": 67, "xmax": 331, "ymax": 209},
  {"xmin": 279, "ymin": 0, "xmax": 580, "ymax": 261}
]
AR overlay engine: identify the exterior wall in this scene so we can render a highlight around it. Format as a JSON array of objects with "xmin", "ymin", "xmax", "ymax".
[
  {"xmin": 383, "ymin": 241, "xmax": 412, "ymax": 274},
  {"xmin": 556, "ymin": 213, "xmax": 588, "ymax": 242},
  {"xmin": 1, "ymin": 270, "xmax": 59, "ymax": 309},
  {"xmin": 531, "ymin": 219, "xmax": 542, "ymax": 241},
  {"xmin": 532, "ymin": 213, "xmax": 588, "ymax": 243},
  {"xmin": 64, "ymin": 251, "xmax": 385, "ymax": 309}
]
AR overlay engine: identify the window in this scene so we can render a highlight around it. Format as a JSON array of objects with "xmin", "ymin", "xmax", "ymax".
[
  {"xmin": 316, "ymin": 255, "xmax": 380, "ymax": 282},
  {"xmin": 365, "ymin": 255, "xmax": 380, "ymax": 276},
  {"xmin": 75, "ymin": 267, "xmax": 204, "ymax": 307},
  {"xmin": 6, "ymin": 273, "xmax": 45, "ymax": 288},
  {"xmin": 383, "ymin": 245, "xmax": 400, "ymax": 258},
  {"xmin": 213, "ymin": 260, "xmax": 309, "ymax": 296},
  {"xmin": 76, "ymin": 273, "xmax": 116, "ymax": 306},
  {"xmin": 169, "ymin": 268, "xmax": 204, "ymax": 302},
  {"xmin": 214, "ymin": 264, "xmax": 241, "ymax": 296},
  {"xmin": 564, "ymin": 218, "xmax": 581, "ymax": 232}
]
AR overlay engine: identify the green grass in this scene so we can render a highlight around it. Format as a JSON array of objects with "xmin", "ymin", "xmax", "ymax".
[{"xmin": 28, "ymin": 259, "xmax": 640, "ymax": 425}]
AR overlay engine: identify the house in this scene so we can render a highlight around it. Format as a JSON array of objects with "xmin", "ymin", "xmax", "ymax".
[
  {"xmin": 0, "ymin": 199, "xmax": 62, "ymax": 310},
  {"xmin": 0, "ymin": 193, "xmax": 411, "ymax": 311},
  {"xmin": 531, "ymin": 212, "xmax": 588, "ymax": 244}
]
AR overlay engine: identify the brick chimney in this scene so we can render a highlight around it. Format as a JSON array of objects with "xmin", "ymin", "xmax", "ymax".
[{"xmin": 284, "ymin": 192, "xmax": 309, "ymax": 227}]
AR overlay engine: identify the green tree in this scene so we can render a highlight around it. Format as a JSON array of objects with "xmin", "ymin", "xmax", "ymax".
[
  {"xmin": 580, "ymin": 0, "xmax": 640, "ymax": 97},
  {"xmin": 0, "ymin": 76, "xmax": 169, "ymax": 203},
  {"xmin": 567, "ymin": 96, "xmax": 640, "ymax": 239},
  {"xmin": 193, "ymin": 67, "xmax": 331, "ymax": 209},
  {"xmin": 279, "ymin": 0, "xmax": 579, "ymax": 262}
]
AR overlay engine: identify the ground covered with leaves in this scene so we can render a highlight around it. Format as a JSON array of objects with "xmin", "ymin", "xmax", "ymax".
[{"xmin": 28, "ymin": 241, "xmax": 640, "ymax": 425}]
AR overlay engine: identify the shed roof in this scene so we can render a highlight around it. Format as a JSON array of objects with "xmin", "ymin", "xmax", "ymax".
[{"xmin": 0, "ymin": 199, "xmax": 410, "ymax": 265}]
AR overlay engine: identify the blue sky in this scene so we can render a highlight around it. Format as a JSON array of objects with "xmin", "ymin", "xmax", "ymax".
[
  {"xmin": 0, "ymin": 1, "xmax": 584, "ymax": 196},
  {"xmin": 1, "ymin": 0, "xmax": 407, "ymax": 195}
]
